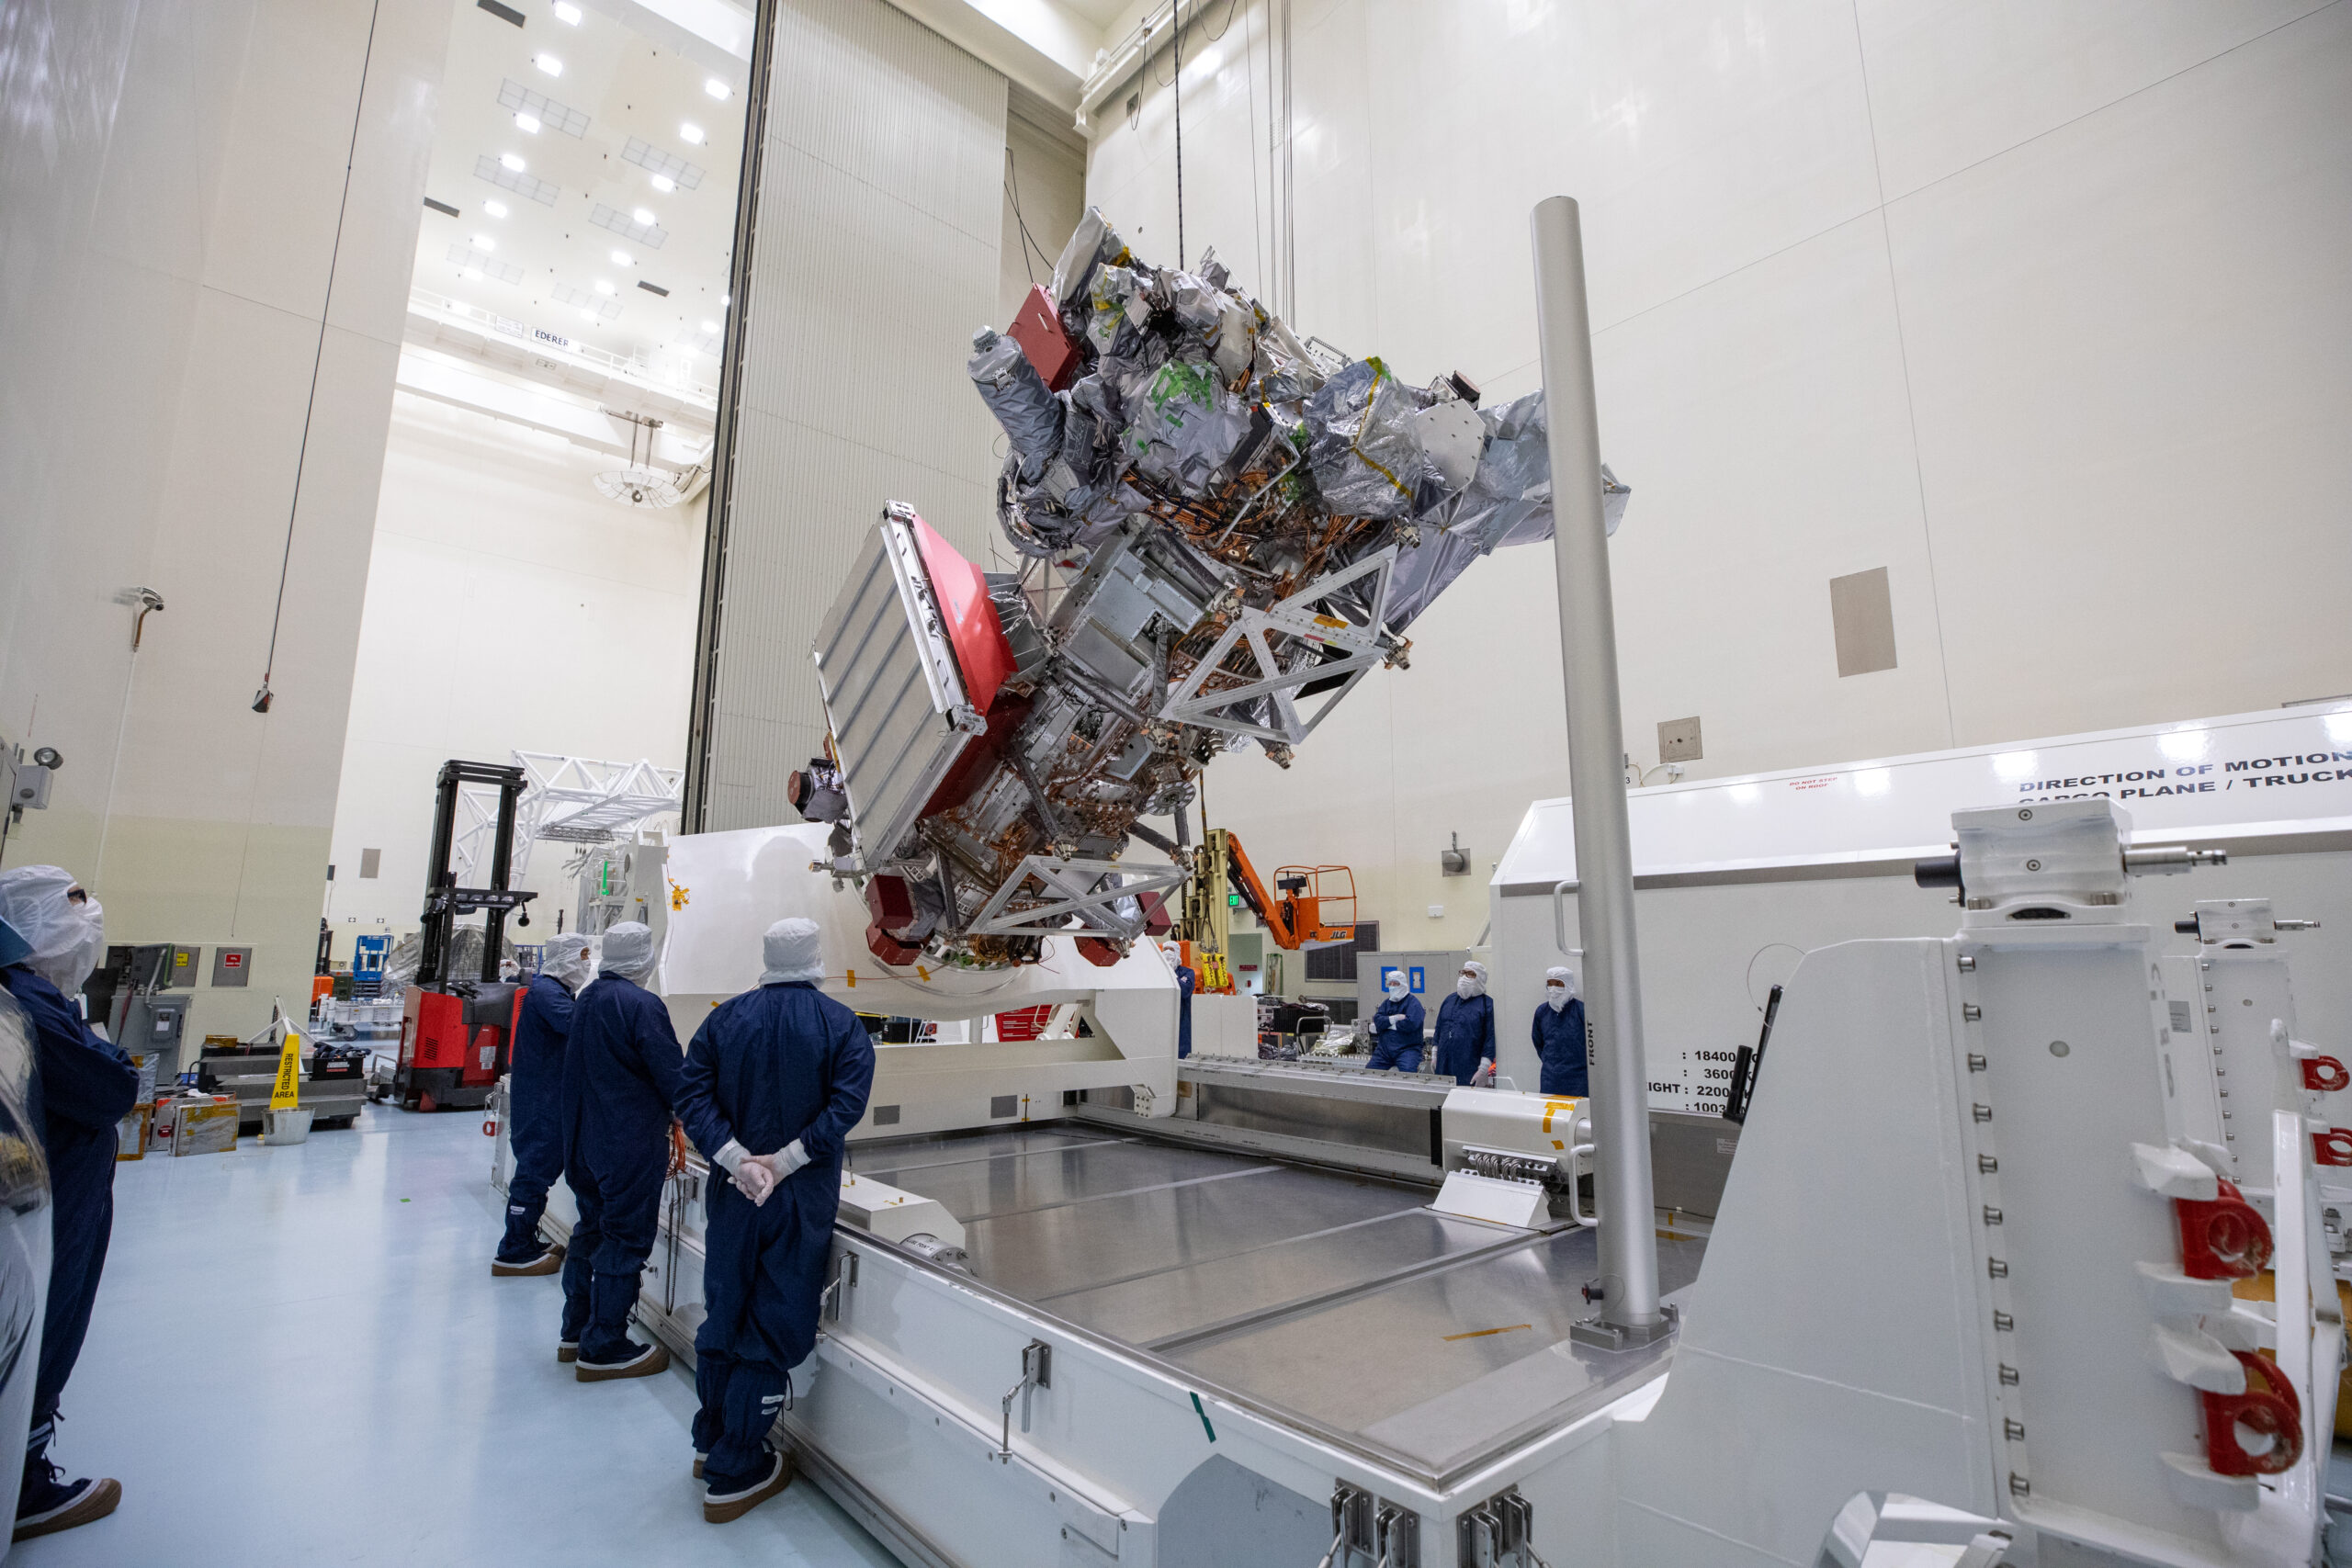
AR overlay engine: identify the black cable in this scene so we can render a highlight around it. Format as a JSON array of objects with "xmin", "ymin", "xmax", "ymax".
[
  {"xmin": 1001, "ymin": 147, "xmax": 1055, "ymax": 281},
  {"xmin": 256, "ymin": 0, "xmax": 384, "ymax": 711},
  {"xmin": 1173, "ymin": 0, "xmax": 1185, "ymax": 267},
  {"xmin": 1196, "ymin": 0, "xmax": 1242, "ymax": 43}
]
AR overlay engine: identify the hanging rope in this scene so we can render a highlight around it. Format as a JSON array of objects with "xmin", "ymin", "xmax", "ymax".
[{"xmin": 254, "ymin": 0, "xmax": 384, "ymax": 713}]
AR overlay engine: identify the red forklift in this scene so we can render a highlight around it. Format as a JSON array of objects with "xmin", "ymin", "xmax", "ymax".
[{"xmin": 395, "ymin": 759, "xmax": 537, "ymax": 1112}]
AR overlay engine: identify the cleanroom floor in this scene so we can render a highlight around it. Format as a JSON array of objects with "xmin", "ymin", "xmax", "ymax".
[
  {"xmin": 14, "ymin": 1107, "xmax": 897, "ymax": 1568},
  {"xmin": 855, "ymin": 1123, "xmax": 1708, "ymax": 1483}
]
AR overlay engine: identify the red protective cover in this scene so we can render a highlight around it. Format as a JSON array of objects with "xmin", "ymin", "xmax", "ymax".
[
  {"xmin": 1009, "ymin": 284, "xmax": 1080, "ymax": 390},
  {"xmin": 913, "ymin": 516, "xmax": 1015, "ymax": 714},
  {"xmin": 405, "ymin": 988, "xmax": 467, "ymax": 1070}
]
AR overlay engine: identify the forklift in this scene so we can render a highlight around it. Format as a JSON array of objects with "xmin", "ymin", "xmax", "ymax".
[{"xmin": 394, "ymin": 760, "xmax": 537, "ymax": 1112}]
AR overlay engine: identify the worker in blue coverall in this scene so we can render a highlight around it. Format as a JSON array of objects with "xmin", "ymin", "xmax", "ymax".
[
  {"xmin": 0, "ymin": 867, "xmax": 137, "ymax": 1541},
  {"xmin": 1175, "ymin": 955, "xmax": 1196, "ymax": 1059},
  {"xmin": 493, "ymin": 931, "xmax": 594, "ymax": 1276},
  {"xmin": 1430, "ymin": 959, "xmax": 1498, "ymax": 1087},
  {"xmin": 559, "ymin": 921, "xmax": 684, "ymax": 1380},
  {"xmin": 1365, "ymin": 971, "xmax": 1424, "ymax": 1072},
  {"xmin": 676, "ymin": 919, "xmax": 874, "ymax": 1525},
  {"xmin": 1532, "ymin": 965, "xmax": 1589, "ymax": 1097}
]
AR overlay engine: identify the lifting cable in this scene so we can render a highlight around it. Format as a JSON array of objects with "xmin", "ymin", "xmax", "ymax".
[{"xmin": 254, "ymin": 0, "xmax": 384, "ymax": 714}]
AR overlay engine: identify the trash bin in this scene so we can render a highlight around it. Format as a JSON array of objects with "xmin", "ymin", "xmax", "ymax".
[{"xmin": 261, "ymin": 1107, "xmax": 313, "ymax": 1145}]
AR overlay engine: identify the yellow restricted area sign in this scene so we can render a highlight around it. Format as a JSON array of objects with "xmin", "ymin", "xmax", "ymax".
[{"xmin": 270, "ymin": 1028, "xmax": 302, "ymax": 1111}]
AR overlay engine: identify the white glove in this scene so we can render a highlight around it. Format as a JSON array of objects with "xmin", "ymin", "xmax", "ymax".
[
  {"xmin": 734, "ymin": 1157, "xmax": 778, "ymax": 1206},
  {"xmin": 741, "ymin": 1139, "xmax": 811, "ymax": 1197},
  {"xmin": 713, "ymin": 1139, "xmax": 750, "ymax": 1176},
  {"xmin": 1470, "ymin": 1061, "xmax": 1495, "ymax": 1088}
]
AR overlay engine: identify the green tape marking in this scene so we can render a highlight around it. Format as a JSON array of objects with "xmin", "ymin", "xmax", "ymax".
[{"xmin": 1190, "ymin": 1391, "xmax": 1216, "ymax": 1443}]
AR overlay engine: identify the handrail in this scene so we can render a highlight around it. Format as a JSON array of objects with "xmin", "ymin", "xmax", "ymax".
[{"xmin": 407, "ymin": 287, "xmax": 721, "ymax": 407}]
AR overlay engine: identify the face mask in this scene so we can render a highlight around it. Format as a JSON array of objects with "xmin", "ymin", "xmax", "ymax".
[
  {"xmin": 1385, "ymin": 981, "xmax": 1406, "ymax": 1000},
  {"xmin": 1546, "ymin": 986, "xmax": 1568, "ymax": 1012},
  {"xmin": 37, "ymin": 897, "xmax": 104, "ymax": 996},
  {"xmin": 1454, "ymin": 976, "xmax": 1474, "ymax": 999}
]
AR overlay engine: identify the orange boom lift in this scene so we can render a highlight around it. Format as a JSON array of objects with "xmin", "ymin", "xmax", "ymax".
[{"xmin": 1175, "ymin": 828, "xmax": 1355, "ymax": 996}]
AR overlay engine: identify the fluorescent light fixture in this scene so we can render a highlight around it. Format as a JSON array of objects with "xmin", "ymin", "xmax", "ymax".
[
  {"xmin": 581, "ymin": 309, "xmax": 598, "ymax": 322},
  {"xmin": 721, "ymin": 294, "xmax": 729, "ymax": 306},
  {"xmin": 552, "ymin": 0, "xmax": 582, "ymax": 21},
  {"xmin": 632, "ymin": 206, "xmax": 655, "ymax": 225},
  {"xmin": 462, "ymin": 266, "xmax": 485, "ymax": 281},
  {"xmin": 500, "ymin": 152, "xmax": 526, "ymax": 172},
  {"xmin": 594, "ymin": 279, "xmax": 616, "ymax": 296},
  {"xmin": 704, "ymin": 77, "xmax": 730, "ymax": 99},
  {"xmin": 610, "ymin": 249, "xmax": 633, "ymax": 265},
  {"xmin": 471, "ymin": 234, "xmax": 497, "ymax": 252},
  {"xmin": 680, "ymin": 122, "xmax": 706, "ymax": 145},
  {"xmin": 482, "ymin": 198, "xmax": 508, "ymax": 218},
  {"xmin": 701, "ymin": 319, "xmax": 719, "ymax": 333},
  {"xmin": 535, "ymin": 53, "xmax": 563, "ymax": 76},
  {"xmin": 515, "ymin": 112, "xmax": 542, "ymax": 134},
  {"xmin": 650, "ymin": 174, "xmax": 675, "ymax": 193}
]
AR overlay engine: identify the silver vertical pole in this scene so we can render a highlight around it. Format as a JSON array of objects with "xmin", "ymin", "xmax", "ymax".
[{"xmin": 1531, "ymin": 197, "xmax": 1669, "ymax": 1346}]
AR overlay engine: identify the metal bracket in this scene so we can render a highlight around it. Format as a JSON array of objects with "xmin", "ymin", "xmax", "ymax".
[
  {"xmin": 820, "ymin": 1250, "xmax": 859, "ymax": 1324},
  {"xmin": 999, "ymin": 1339, "xmax": 1052, "ymax": 1460},
  {"xmin": 1457, "ymin": 1487, "xmax": 1548, "ymax": 1568},
  {"xmin": 1567, "ymin": 1301, "xmax": 1678, "ymax": 1351},
  {"xmin": 1160, "ymin": 547, "xmax": 1398, "ymax": 745},
  {"xmin": 1329, "ymin": 1483, "xmax": 1374, "ymax": 1564},
  {"xmin": 1321, "ymin": 1483, "xmax": 1419, "ymax": 1567},
  {"xmin": 970, "ymin": 854, "xmax": 1188, "ymax": 941}
]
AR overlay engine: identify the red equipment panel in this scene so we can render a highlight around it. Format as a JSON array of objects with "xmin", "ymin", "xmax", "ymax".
[
  {"xmin": 1008, "ymin": 284, "xmax": 1080, "ymax": 390},
  {"xmin": 401, "ymin": 986, "xmax": 511, "ymax": 1087},
  {"xmin": 914, "ymin": 516, "xmax": 1015, "ymax": 714},
  {"xmin": 404, "ymin": 987, "xmax": 468, "ymax": 1070}
]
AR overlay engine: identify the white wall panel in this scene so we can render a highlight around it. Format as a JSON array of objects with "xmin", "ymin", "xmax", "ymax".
[
  {"xmin": 700, "ymin": 0, "xmax": 1011, "ymax": 830},
  {"xmin": 1855, "ymin": 0, "xmax": 2330, "ymax": 199},
  {"xmin": 0, "ymin": 0, "xmax": 450, "ymax": 1034},
  {"xmin": 1085, "ymin": 0, "xmax": 2352, "ymax": 957},
  {"xmin": 324, "ymin": 391, "xmax": 703, "ymax": 949},
  {"xmin": 1886, "ymin": 0, "xmax": 2352, "ymax": 743}
]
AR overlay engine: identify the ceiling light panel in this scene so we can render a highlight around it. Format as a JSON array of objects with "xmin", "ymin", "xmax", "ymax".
[
  {"xmin": 475, "ymin": 154, "xmax": 560, "ymax": 205},
  {"xmin": 592, "ymin": 206, "xmax": 668, "ymax": 247},
  {"xmin": 534, "ymin": 53, "xmax": 563, "ymax": 76},
  {"xmin": 552, "ymin": 0, "xmax": 582, "ymax": 20},
  {"xmin": 610, "ymin": 249, "xmax": 634, "ymax": 266},
  {"xmin": 483, "ymin": 198, "xmax": 508, "ymax": 218},
  {"xmin": 679, "ymin": 123, "xmax": 706, "ymax": 145},
  {"xmin": 552, "ymin": 283, "xmax": 624, "ymax": 321},
  {"xmin": 622, "ymin": 138, "xmax": 704, "ymax": 190},
  {"xmin": 446, "ymin": 243, "xmax": 524, "ymax": 284},
  {"xmin": 498, "ymin": 79, "xmax": 590, "ymax": 137},
  {"xmin": 704, "ymin": 77, "xmax": 731, "ymax": 99}
]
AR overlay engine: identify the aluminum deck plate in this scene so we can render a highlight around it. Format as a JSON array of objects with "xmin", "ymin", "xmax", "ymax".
[{"xmin": 850, "ymin": 1122, "xmax": 1706, "ymax": 1483}]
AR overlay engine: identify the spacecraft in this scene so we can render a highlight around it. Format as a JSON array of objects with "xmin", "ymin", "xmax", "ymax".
[{"xmin": 791, "ymin": 209, "xmax": 1626, "ymax": 971}]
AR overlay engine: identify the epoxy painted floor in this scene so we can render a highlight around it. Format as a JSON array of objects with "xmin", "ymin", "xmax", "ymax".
[{"xmin": 12, "ymin": 1106, "xmax": 899, "ymax": 1568}]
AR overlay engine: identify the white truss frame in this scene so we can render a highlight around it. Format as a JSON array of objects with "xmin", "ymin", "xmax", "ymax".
[
  {"xmin": 1159, "ymin": 547, "xmax": 1397, "ymax": 745},
  {"xmin": 453, "ymin": 751, "xmax": 684, "ymax": 886},
  {"xmin": 970, "ymin": 855, "xmax": 1188, "ymax": 942}
]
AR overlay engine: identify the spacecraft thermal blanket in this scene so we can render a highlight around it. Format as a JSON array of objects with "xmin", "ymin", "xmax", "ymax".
[{"xmin": 796, "ymin": 209, "xmax": 1626, "ymax": 971}]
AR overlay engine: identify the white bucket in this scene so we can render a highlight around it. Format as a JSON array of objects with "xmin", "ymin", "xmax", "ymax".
[{"xmin": 261, "ymin": 1107, "xmax": 314, "ymax": 1145}]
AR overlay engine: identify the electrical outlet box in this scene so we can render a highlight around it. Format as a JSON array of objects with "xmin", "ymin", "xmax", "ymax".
[{"xmin": 1658, "ymin": 716, "xmax": 1703, "ymax": 763}]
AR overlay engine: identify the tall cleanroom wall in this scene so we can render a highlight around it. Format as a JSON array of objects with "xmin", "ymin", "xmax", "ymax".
[{"xmin": 691, "ymin": 0, "xmax": 1010, "ymax": 832}]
